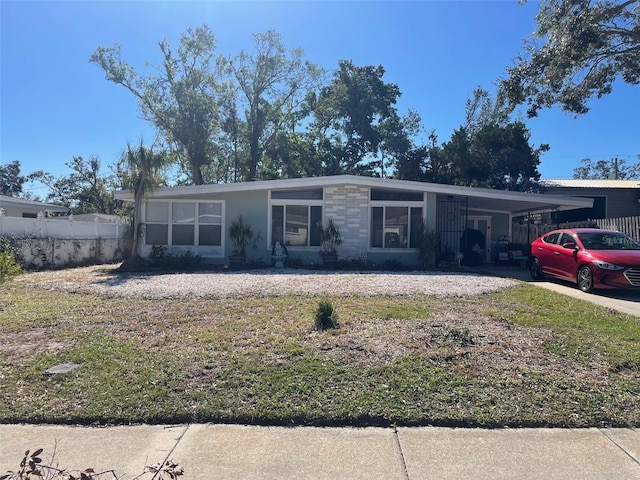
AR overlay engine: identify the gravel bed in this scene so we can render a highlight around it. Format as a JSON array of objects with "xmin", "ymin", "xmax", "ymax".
[{"xmin": 12, "ymin": 265, "xmax": 519, "ymax": 299}]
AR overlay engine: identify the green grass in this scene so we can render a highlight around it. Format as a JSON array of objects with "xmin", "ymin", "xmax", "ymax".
[
  {"xmin": 491, "ymin": 287, "xmax": 640, "ymax": 370},
  {"xmin": 1, "ymin": 282, "xmax": 639, "ymax": 427}
]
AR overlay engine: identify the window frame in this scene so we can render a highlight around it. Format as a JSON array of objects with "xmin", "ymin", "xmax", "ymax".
[
  {"xmin": 269, "ymin": 192, "xmax": 324, "ymax": 250},
  {"xmin": 144, "ymin": 199, "xmax": 225, "ymax": 255},
  {"xmin": 369, "ymin": 200, "xmax": 425, "ymax": 250}
]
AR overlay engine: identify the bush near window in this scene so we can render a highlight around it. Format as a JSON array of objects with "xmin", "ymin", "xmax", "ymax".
[{"xmin": 148, "ymin": 245, "xmax": 203, "ymax": 270}]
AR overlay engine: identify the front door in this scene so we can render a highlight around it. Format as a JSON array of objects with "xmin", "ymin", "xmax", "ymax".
[{"xmin": 466, "ymin": 216, "xmax": 491, "ymax": 262}]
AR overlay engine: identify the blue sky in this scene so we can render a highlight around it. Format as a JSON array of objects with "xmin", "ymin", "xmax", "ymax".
[{"xmin": 2, "ymin": 0, "xmax": 639, "ymax": 197}]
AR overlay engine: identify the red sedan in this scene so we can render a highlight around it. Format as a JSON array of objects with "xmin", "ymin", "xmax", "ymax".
[{"xmin": 529, "ymin": 228, "xmax": 640, "ymax": 293}]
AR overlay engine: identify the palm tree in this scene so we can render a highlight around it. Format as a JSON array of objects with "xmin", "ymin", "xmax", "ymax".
[{"xmin": 122, "ymin": 141, "xmax": 169, "ymax": 259}]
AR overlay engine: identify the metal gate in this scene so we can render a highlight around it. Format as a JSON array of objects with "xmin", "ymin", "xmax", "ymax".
[{"xmin": 436, "ymin": 198, "xmax": 468, "ymax": 258}]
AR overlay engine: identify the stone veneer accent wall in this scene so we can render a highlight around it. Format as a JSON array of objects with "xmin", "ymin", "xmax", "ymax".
[{"xmin": 324, "ymin": 184, "xmax": 370, "ymax": 259}]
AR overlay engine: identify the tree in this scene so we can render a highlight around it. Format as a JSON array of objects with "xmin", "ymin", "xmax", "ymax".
[
  {"xmin": 214, "ymin": 95, "xmax": 248, "ymax": 183},
  {"xmin": 471, "ymin": 122, "xmax": 548, "ymax": 191},
  {"xmin": 417, "ymin": 86, "xmax": 547, "ymax": 191},
  {"xmin": 0, "ymin": 161, "xmax": 26, "ymax": 197},
  {"xmin": 379, "ymin": 109, "xmax": 424, "ymax": 179},
  {"xmin": 91, "ymin": 25, "xmax": 223, "ymax": 185},
  {"xmin": 464, "ymin": 86, "xmax": 510, "ymax": 135},
  {"xmin": 424, "ymin": 131, "xmax": 461, "ymax": 185},
  {"xmin": 573, "ymin": 156, "xmax": 640, "ymax": 178},
  {"xmin": 307, "ymin": 60, "xmax": 404, "ymax": 176},
  {"xmin": 228, "ymin": 30, "xmax": 323, "ymax": 180},
  {"xmin": 122, "ymin": 141, "xmax": 170, "ymax": 258},
  {"xmin": 437, "ymin": 121, "xmax": 547, "ymax": 191},
  {"xmin": 500, "ymin": 0, "xmax": 640, "ymax": 117},
  {"xmin": 29, "ymin": 156, "xmax": 117, "ymax": 214}
]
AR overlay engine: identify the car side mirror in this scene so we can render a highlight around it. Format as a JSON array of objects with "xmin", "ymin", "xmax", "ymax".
[{"xmin": 562, "ymin": 242, "xmax": 576, "ymax": 250}]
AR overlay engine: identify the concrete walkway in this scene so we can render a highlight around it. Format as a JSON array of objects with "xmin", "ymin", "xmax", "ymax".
[{"xmin": 2, "ymin": 424, "xmax": 639, "ymax": 479}]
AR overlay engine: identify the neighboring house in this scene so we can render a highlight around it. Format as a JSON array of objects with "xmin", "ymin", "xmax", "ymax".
[
  {"xmin": 540, "ymin": 179, "xmax": 640, "ymax": 222},
  {"xmin": 0, "ymin": 195, "xmax": 69, "ymax": 218},
  {"xmin": 115, "ymin": 175, "xmax": 592, "ymax": 265},
  {"xmin": 49, "ymin": 213, "xmax": 125, "ymax": 223}
]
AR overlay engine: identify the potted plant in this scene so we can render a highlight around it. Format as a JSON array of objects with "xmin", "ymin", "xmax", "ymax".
[
  {"xmin": 319, "ymin": 218, "xmax": 342, "ymax": 268},
  {"xmin": 228, "ymin": 215, "xmax": 261, "ymax": 267}
]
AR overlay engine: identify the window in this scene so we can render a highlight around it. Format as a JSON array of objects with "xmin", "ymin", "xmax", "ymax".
[
  {"xmin": 559, "ymin": 232, "xmax": 576, "ymax": 247},
  {"xmin": 370, "ymin": 206, "xmax": 423, "ymax": 249},
  {"xmin": 144, "ymin": 201, "xmax": 222, "ymax": 248},
  {"xmin": 198, "ymin": 203, "xmax": 222, "ymax": 246},
  {"xmin": 270, "ymin": 188, "xmax": 323, "ymax": 248},
  {"xmin": 371, "ymin": 189, "xmax": 423, "ymax": 202},
  {"xmin": 271, "ymin": 188, "xmax": 323, "ymax": 200},
  {"xmin": 542, "ymin": 232, "xmax": 561, "ymax": 245},
  {"xmin": 271, "ymin": 204, "xmax": 322, "ymax": 247},
  {"xmin": 145, "ymin": 202, "xmax": 169, "ymax": 245},
  {"xmin": 172, "ymin": 203, "xmax": 195, "ymax": 246}
]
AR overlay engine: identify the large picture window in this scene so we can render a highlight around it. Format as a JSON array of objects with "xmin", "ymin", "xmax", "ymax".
[
  {"xmin": 145, "ymin": 201, "xmax": 222, "ymax": 248},
  {"xmin": 370, "ymin": 206, "xmax": 423, "ymax": 249},
  {"xmin": 270, "ymin": 189, "xmax": 324, "ymax": 248},
  {"xmin": 271, "ymin": 205, "xmax": 322, "ymax": 247}
]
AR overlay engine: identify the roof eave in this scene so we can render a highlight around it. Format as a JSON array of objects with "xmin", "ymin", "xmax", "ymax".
[{"xmin": 112, "ymin": 175, "xmax": 594, "ymax": 213}]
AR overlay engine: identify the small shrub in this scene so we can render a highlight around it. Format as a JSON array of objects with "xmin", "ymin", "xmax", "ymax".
[
  {"xmin": 0, "ymin": 236, "xmax": 24, "ymax": 264},
  {"xmin": 342, "ymin": 253, "xmax": 372, "ymax": 270},
  {"xmin": 315, "ymin": 300, "xmax": 339, "ymax": 330},
  {"xmin": 0, "ymin": 252, "xmax": 21, "ymax": 283},
  {"xmin": 148, "ymin": 246, "xmax": 202, "ymax": 270},
  {"xmin": 437, "ymin": 327, "xmax": 475, "ymax": 346},
  {"xmin": 412, "ymin": 220, "xmax": 439, "ymax": 269},
  {"xmin": 149, "ymin": 244, "xmax": 168, "ymax": 264},
  {"xmin": 174, "ymin": 250, "xmax": 202, "ymax": 269}
]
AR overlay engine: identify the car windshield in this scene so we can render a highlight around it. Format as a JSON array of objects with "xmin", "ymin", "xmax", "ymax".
[{"xmin": 577, "ymin": 232, "xmax": 640, "ymax": 251}]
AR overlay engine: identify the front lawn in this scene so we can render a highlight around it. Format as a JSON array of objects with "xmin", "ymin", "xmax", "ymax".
[{"xmin": 1, "ymin": 277, "xmax": 639, "ymax": 427}]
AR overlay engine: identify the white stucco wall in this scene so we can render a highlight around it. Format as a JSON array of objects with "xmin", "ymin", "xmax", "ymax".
[{"xmin": 12, "ymin": 237, "xmax": 128, "ymax": 269}]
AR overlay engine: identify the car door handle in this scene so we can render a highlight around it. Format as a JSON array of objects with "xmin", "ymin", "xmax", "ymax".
[{"xmin": 554, "ymin": 252, "xmax": 560, "ymax": 255}]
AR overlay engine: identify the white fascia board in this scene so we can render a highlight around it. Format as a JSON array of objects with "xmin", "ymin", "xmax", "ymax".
[
  {"xmin": 0, "ymin": 196, "xmax": 69, "ymax": 213},
  {"xmin": 112, "ymin": 175, "xmax": 594, "ymax": 211}
]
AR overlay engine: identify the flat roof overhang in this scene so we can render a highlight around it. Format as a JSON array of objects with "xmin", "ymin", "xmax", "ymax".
[
  {"xmin": 114, "ymin": 175, "xmax": 593, "ymax": 216},
  {"xmin": 0, "ymin": 197, "xmax": 69, "ymax": 214}
]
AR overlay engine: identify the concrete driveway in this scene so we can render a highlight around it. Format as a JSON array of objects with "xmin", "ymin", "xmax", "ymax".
[{"xmin": 479, "ymin": 265, "xmax": 640, "ymax": 318}]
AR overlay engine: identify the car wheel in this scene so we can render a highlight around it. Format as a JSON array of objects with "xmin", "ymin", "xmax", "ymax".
[
  {"xmin": 529, "ymin": 257, "xmax": 544, "ymax": 280},
  {"xmin": 577, "ymin": 266, "xmax": 594, "ymax": 293}
]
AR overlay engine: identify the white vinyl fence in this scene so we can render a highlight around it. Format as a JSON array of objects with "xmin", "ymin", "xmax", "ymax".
[{"xmin": 0, "ymin": 214, "xmax": 130, "ymax": 268}]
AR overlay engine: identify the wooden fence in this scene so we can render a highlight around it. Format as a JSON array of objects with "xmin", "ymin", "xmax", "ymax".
[{"xmin": 512, "ymin": 216, "xmax": 640, "ymax": 245}]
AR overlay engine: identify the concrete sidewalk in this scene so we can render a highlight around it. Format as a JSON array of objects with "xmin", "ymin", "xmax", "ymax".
[{"xmin": 2, "ymin": 424, "xmax": 639, "ymax": 479}]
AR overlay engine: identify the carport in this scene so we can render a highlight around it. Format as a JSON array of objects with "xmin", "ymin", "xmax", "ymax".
[{"xmin": 430, "ymin": 185, "xmax": 594, "ymax": 264}]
